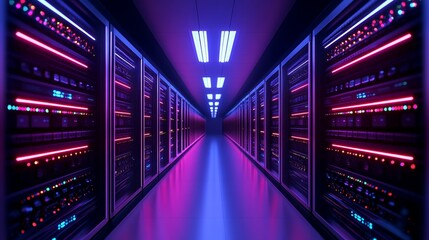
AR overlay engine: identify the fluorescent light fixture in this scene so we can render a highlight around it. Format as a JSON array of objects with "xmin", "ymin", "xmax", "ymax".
[
  {"xmin": 332, "ymin": 33, "xmax": 411, "ymax": 73},
  {"xmin": 207, "ymin": 94, "xmax": 213, "ymax": 100},
  {"xmin": 215, "ymin": 94, "xmax": 221, "ymax": 100},
  {"xmin": 332, "ymin": 96, "xmax": 413, "ymax": 111},
  {"xmin": 214, "ymin": 107, "xmax": 218, "ymax": 110},
  {"xmin": 192, "ymin": 31, "xmax": 209, "ymax": 62},
  {"xmin": 203, "ymin": 77, "xmax": 211, "ymax": 88},
  {"xmin": 208, "ymin": 102, "xmax": 214, "ymax": 106},
  {"xmin": 216, "ymin": 77, "xmax": 225, "ymax": 88},
  {"xmin": 214, "ymin": 102, "xmax": 219, "ymax": 106},
  {"xmin": 219, "ymin": 31, "xmax": 236, "ymax": 62},
  {"xmin": 210, "ymin": 107, "xmax": 214, "ymax": 110},
  {"xmin": 332, "ymin": 143, "xmax": 413, "ymax": 161},
  {"xmin": 38, "ymin": 0, "xmax": 96, "ymax": 41},
  {"xmin": 16, "ymin": 31, "xmax": 88, "ymax": 68},
  {"xmin": 325, "ymin": 0, "xmax": 394, "ymax": 49}
]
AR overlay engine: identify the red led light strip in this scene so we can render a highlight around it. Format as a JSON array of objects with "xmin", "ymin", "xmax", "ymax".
[
  {"xmin": 332, "ymin": 143, "xmax": 413, "ymax": 161},
  {"xmin": 16, "ymin": 145, "xmax": 88, "ymax": 162},
  {"xmin": 16, "ymin": 98, "xmax": 88, "ymax": 111},
  {"xmin": 115, "ymin": 111, "xmax": 131, "ymax": 116},
  {"xmin": 331, "ymin": 33, "xmax": 412, "ymax": 74},
  {"xmin": 291, "ymin": 111, "xmax": 308, "ymax": 116},
  {"xmin": 291, "ymin": 136, "xmax": 308, "ymax": 141},
  {"xmin": 15, "ymin": 31, "xmax": 88, "ymax": 69},
  {"xmin": 331, "ymin": 96, "xmax": 413, "ymax": 111},
  {"xmin": 115, "ymin": 136, "xmax": 132, "ymax": 142},
  {"xmin": 291, "ymin": 83, "xmax": 308, "ymax": 93},
  {"xmin": 115, "ymin": 80, "xmax": 131, "ymax": 89}
]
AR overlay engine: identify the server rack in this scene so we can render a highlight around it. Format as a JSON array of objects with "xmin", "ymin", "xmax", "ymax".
[
  {"xmin": 244, "ymin": 97, "xmax": 250, "ymax": 152},
  {"xmin": 313, "ymin": 0, "xmax": 425, "ymax": 239},
  {"xmin": 281, "ymin": 37, "xmax": 311, "ymax": 207},
  {"xmin": 111, "ymin": 29, "xmax": 142, "ymax": 215},
  {"xmin": 170, "ymin": 88, "xmax": 177, "ymax": 160},
  {"xmin": 256, "ymin": 82, "xmax": 266, "ymax": 166},
  {"xmin": 159, "ymin": 76, "xmax": 169, "ymax": 171},
  {"xmin": 143, "ymin": 60, "xmax": 158, "ymax": 186},
  {"xmin": 250, "ymin": 92, "xmax": 257, "ymax": 158},
  {"xmin": 266, "ymin": 68, "xmax": 280, "ymax": 179},
  {"xmin": 177, "ymin": 96, "xmax": 182, "ymax": 154},
  {"xmin": 3, "ymin": 1, "xmax": 108, "ymax": 239}
]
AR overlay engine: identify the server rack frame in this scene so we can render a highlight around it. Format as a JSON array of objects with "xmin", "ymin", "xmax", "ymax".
[
  {"xmin": 281, "ymin": 36, "xmax": 312, "ymax": 209},
  {"xmin": 256, "ymin": 81, "xmax": 266, "ymax": 168},
  {"xmin": 2, "ymin": 0, "xmax": 110, "ymax": 238},
  {"xmin": 143, "ymin": 59, "xmax": 159, "ymax": 187},
  {"xmin": 265, "ymin": 66, "xmax": 281, "ymax": 181},
  {"xmin": 158, "ymin": 74, "xmax": 170, "ymax": 172},
  {"xmin": 109, "ymin": 27, "xmax": 143, "ymax": 216},
  {"xmin": 312, "ymin": 0, "xmax": 425, "ymax": 239}
]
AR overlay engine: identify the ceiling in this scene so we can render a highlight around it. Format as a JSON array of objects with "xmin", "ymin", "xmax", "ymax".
[{"xmin": 132, "ymin": 0, "xmax": 295, "ymax": 117}]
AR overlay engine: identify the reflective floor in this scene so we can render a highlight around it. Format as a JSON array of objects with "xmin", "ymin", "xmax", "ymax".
[{"xmin": 106, "ymin": 135, "xmax": 322, "ymax": 240}]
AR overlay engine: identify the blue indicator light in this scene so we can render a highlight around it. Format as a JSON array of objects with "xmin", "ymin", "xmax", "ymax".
[{"xmin": 57, "ymin": 215, "xmax": 77, "ymax": 231}]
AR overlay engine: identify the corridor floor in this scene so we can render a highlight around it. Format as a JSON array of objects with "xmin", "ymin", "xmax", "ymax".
[{"xmin": 106, "ymin": 135, "xmax": 323, "ymax": 240}]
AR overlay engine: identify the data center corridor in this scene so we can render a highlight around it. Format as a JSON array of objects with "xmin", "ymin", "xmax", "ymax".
[{"xmin": 105, "ymin": 135, "xmax": 322, "ymax": 240}]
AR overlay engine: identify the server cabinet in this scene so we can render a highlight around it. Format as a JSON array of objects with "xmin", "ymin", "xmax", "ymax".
[
  {"xmin": 313, "ymin": 0, "xmax": 424, "ymax": 239},
  {"xmin": 3, "ymin": 1, "xmax": 108, "ymax": 239},
  {"xmin": 282, "ymin": 37, "xmax": 311, "ymax": 207},
  {"xmin": 250, "ymin": 92, "xmax": 257, "ymax": 158},
  {"xmin": 143, "ymin": 61, "xmax": 158, "ymax": 185},
  {"xmin": 170, "ymin": 89, "xmax": 177, "ymax": 160},
  {"xmin": 256, "ymin": 83, "xmax": 266, "ymax": 166},
  {"xmin": 266, "ymin": 69, "xmax": 280, "ymax": 179},
  {"xmin": 159, "ymin": 77, "xmax": 169, "ymax": 171},
  {"xmin": 244, "ymin": 97, "xmax": 250, "ymax": 153},
  {"xmin": 177, "ymin": 96, "xmax": 182, "ymax": 154},
  {"xmin": 111, "ymin": 29, "xmax": 142, "ymax": 215}
]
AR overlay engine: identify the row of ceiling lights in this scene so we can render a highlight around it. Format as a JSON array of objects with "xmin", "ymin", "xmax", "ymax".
[{"xmin": 192, "ymin": 30, "xmax": 236, "ymax": 118}]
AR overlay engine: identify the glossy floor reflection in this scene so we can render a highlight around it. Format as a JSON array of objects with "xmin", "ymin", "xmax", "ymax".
[{"xmin": 106, "ymin": 135, "xmax": 323, "ymax": 240}]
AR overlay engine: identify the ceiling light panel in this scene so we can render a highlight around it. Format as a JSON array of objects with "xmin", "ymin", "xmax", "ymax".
[
  {"xmin": 215, "ymin": 94, "xmax": 221, "ymax": 100},
  {"xmin": 214, "ymin": 102, "xmax": 219, "ymax": 106},
  {"xmin": 203, "ymin": 77, "xmax": 211, "ymax": 88},
  {"xmin": 216, "ymin": 77, "xmax": 225, "ymax": 88},
  {"xmin": 208, "ymin": 102, "xmax": 213, "ymax": 106},
  {"xmin": 219, "ymin": 31, "xmax": 236, "ymax": 62},
  {"xmin": 192, "ymin": 31, "xmax": 209, "ymax": 62},
  {"xmin": 207, "ymin": 94, "xmax": 213, "ymax": 100}
]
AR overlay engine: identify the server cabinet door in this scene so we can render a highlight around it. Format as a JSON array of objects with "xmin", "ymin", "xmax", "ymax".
[
  {"xmin": 111, "ymin": 29, "xmax": 142, "ymax": 215},
  {"xmin": 143, "ymin": 62, "xmax": 158, "ymax": 185},
  {"xmin": 313, "ymin": 1, "xmax": 424, "ymax": 239},
  {"xmin": 159, "ymin": 78, "xmax": 169, "ymax": 171},
  {"xmin": 282, "ymin": 37, "xmax": 311, "ymax": 207},
  {"xmin": 4, "ymin": 1, "xmax": 108, "ymax": 239}
]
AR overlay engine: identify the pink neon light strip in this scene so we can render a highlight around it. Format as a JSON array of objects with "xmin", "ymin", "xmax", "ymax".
[
  {"xmin": 115, "ymin": 80, "xmax": 131, "ymax": 89},
  {"xmin": 115, "ymin": 111, "xmax": 131, "ymax": 116},
  {"xmin": 291, "ymin": 111, "xmax": 308, "ymax": 116},
  {"xmin": 115, "ymin": 136, "xmax": 132, "ymax": 142},
  {"xmin": 16, "ymin": 145, "xmax": 88, "ymax": 162},
  {"xmin": 15, "ymin": 31, "xmax": 88, "ymax": 69},
  {"xmin": 291, "ymin": 83, "xmax": 308, "ymax": 93},
  {"xmin": 331, "ymin": 96, "xmax": 413, "ymax": 111},
  {"xmin": 332, "ymin": 33, "xmax": 412, "ymax": 74},
  {"xmin": 16, "ymin": 98, "xmax": 88, "ymax": 111},
  {"xmin": 291, "ymin": 136, "xmax": 308, "ymax": 141},
  {"xmin": 332, "ymin": 143, "xmax": 413, "ymax": 161}
]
